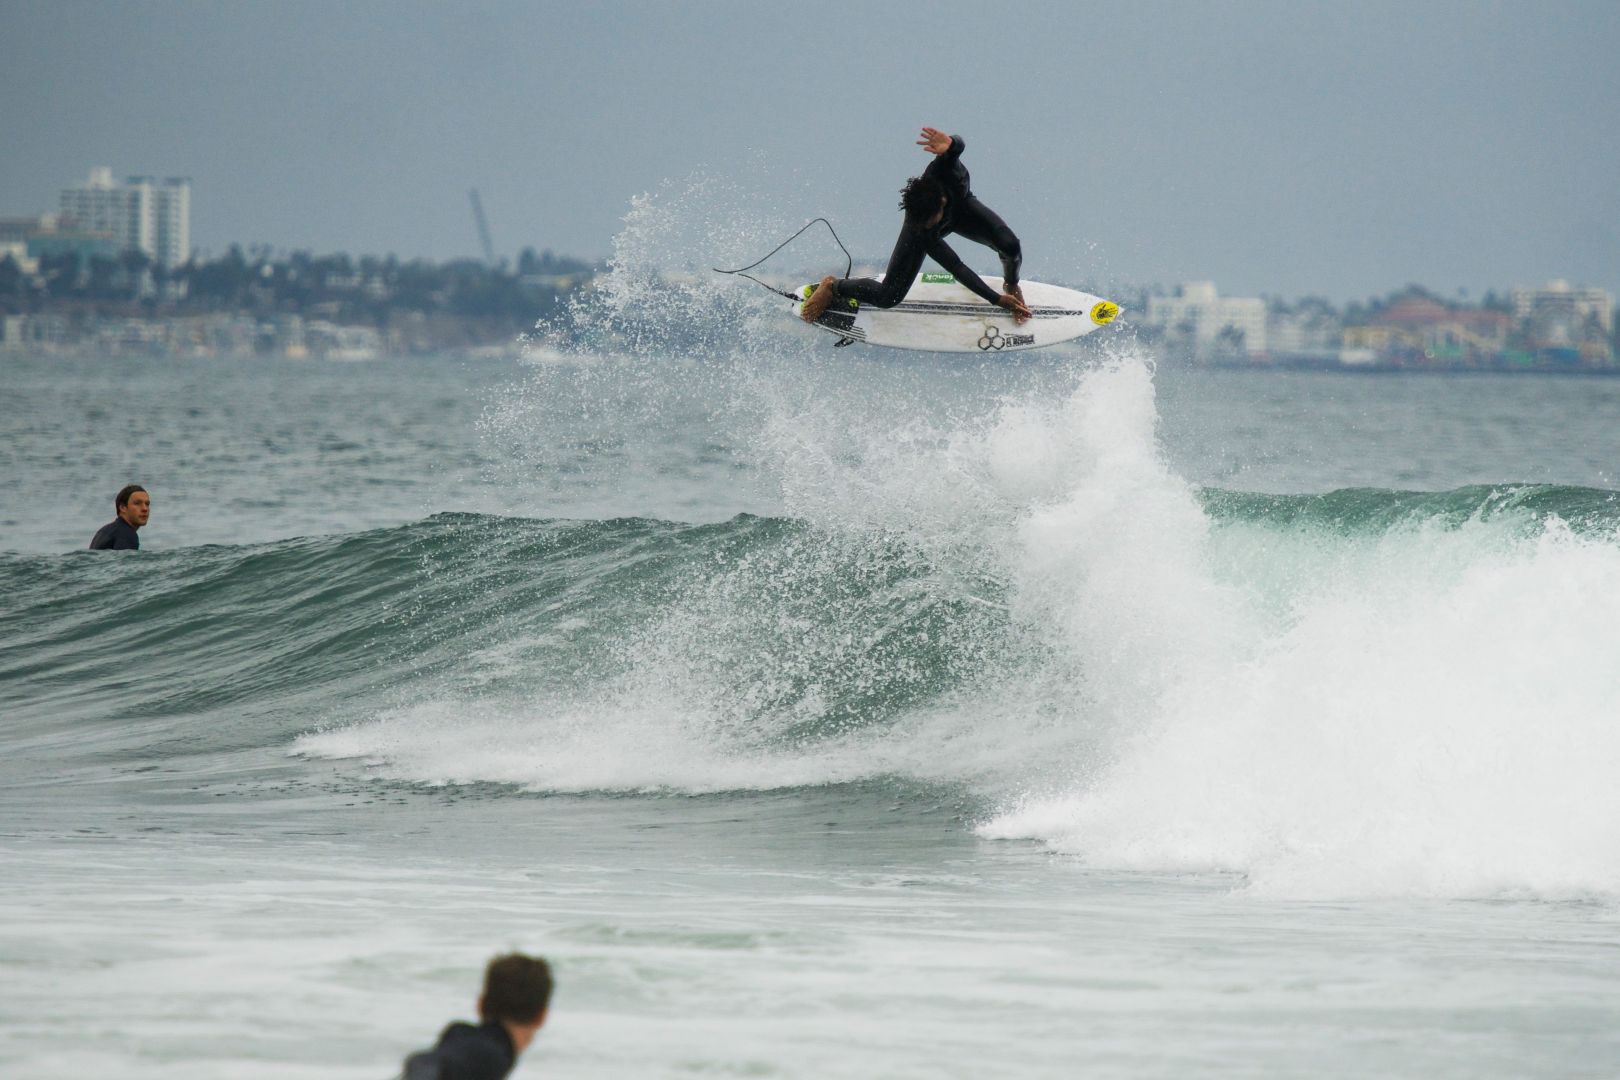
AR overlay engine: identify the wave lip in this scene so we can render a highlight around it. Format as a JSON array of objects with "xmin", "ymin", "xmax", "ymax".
[{"xmin": 1203, "ymin": 483, "xmax": 1620, "ymax": 535}]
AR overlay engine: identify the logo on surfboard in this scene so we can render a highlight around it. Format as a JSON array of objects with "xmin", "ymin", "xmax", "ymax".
[
  {"xmin": 978, "ymin": 326, "xmax": 1036, "ymax": 351},
  {"xmin": 1090, "ymin": 301, "xmax": 1120, "ymax": 326}
]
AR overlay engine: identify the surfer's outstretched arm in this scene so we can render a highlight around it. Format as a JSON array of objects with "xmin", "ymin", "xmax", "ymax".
[{"xmin": 922, "ymin": 238, "xmax": 997, "ymax": 304}]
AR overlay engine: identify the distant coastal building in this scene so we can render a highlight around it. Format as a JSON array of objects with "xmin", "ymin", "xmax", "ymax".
[
  {"xmin": 1345, "ymin": 297, "xmax": 1513, "ymax": 364},
  {"xmin": 2, "ymin": 212, "xmax": 120, "ymax": 273},
  {"xmin": 1405, "ymin": 299, "xmax": 1514, "ymax": 346},
  {"xmin": 0, "ymin": 217, "xmax": 41, "ymax": 273},
  {"xmin": 1146, "ymin": 281, "xmax": 1267, "ymax": 356},
  {"xmin": 1511, "ymin": 280, "xmax": 1612, "ymax": 333},
  {"xmin": 1510, "ymin": 281, "xmax": 1613, "ymax": 364},
  {"xmin": 145, "ymin": 177, "xmax": 191, "ymax": 270},
  {"xmin": 58, "ymin": 167, "xmax": 191, "ymax": 269},
  {"xmin": 1266, "ymin": 299, "xmax": 1342, "ymax": 358}
]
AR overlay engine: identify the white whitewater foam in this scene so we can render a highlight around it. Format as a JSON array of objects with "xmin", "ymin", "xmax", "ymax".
[
  {"xmin": 983, "ymin": 512, "xmax": 1620, "ymax": 899},
  {"xmin": 295, "ymin": 696, "xmax": 888, "ymax": 795}
]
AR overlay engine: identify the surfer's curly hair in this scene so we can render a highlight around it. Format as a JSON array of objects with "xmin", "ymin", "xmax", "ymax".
[{"xmin": 900, "ymin": 175, "xmax": 946, "ymax": 224}]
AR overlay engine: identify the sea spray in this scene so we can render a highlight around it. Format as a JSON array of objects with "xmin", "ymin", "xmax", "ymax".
[{"xmin": 298, "ymin": 352, "xmax": 1207, "ymax": 798}]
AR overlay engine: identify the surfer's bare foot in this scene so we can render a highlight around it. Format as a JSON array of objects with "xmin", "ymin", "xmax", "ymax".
[
  {"xmin": 800, "ymin": 276, "xmax": 838, "ymax": 323},
  {"xmin": 998, "ymin": 292, "xmax": 1032, "ymax": 325}
]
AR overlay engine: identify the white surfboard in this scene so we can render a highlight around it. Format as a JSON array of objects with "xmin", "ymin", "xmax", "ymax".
[{"xmin": 797, "ymin": 272, "xmax": 1120, "ymax": 353}]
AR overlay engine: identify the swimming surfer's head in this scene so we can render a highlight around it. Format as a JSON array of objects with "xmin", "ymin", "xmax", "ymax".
[
  {"xmin": 900, "ymin": 175, "xmax": 946, "ymax": 227},
  {"xmin": 478, "ymin": 952, "xmax": 553, "ymax": 1050},
  {"xmin": 115, "ymin": 484, "xmax": 149, "ymax": 528}
]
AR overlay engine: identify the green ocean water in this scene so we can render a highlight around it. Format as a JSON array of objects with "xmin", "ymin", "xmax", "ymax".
[{"xmin": 4, "ymin": 336, "xmax": 1620, "ymax": 1077}]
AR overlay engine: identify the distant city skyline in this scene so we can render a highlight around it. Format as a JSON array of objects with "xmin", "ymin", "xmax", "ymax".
[{"xmin": 3, "ymin": 1, "xmax": 1617, "ymax": 303}]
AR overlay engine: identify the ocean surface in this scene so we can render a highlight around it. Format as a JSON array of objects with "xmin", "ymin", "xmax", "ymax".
[{"xmin": 4, "ymin": 263, "xmax": 1620, "ymax": 1077}]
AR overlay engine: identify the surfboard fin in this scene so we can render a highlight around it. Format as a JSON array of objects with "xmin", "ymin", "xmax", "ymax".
[{"xmin": 833, "ymin": 336, "xmax": 857, "ymax": 348}]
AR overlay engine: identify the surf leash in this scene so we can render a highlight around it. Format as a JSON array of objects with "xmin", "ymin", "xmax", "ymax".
[{"xmin": 711, "ymin": 217, "xmax": 852, "ymax": 302}]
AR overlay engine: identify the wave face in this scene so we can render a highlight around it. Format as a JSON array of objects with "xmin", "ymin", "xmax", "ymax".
[{"xmin": 8, "ymin": 356, "xmax": 1620, "ymax": 901}]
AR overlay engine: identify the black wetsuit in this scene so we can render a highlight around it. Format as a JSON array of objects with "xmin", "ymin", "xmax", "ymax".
[
  {"xmin": 88, "ymin": 518, "xmax": 139, "ymax": 550},
  {"xmin": 833, "ymin": 135, "xmax": 1022, "ymax": 309},
  {"xmin": 401, "ymin": 1020, "xmax": 517, "ymax": 1080}
]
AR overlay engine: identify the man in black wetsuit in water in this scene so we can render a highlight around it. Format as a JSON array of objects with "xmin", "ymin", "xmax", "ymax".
[
  {"xmin": 802, "ymin": 127, "xmax": 1032, "ymax": 324},
  {"xmin": 88, "ymin": 484, "xmax": 150, "ymax": 550},
  {"xmin": 401, "ymin": 953, "xmax": 552, "ymax": 1080}
]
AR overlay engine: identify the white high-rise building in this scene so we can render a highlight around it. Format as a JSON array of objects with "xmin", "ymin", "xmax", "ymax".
[
  {"xmin": 145, "ymin": 177, "xmax": 191, "ymax": 270},
  {"xmin": 59, "ymin": 167, "xmax": 191, "ymax": 269}
]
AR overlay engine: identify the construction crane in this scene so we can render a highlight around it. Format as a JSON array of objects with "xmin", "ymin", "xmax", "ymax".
[{"xmin": 468, "ymin": 188, "xmax": 496, "ymax": 266}]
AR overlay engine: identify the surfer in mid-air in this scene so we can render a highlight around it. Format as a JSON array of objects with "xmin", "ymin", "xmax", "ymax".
[{"xmin": 801, "ymin": 127, "xmax": 1032, "ymax": 325}]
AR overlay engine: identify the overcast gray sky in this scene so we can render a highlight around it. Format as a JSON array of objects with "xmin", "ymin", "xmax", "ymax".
[{"xmin": 3, "ymin": 0, "xmax": 1616, "ymax": 301}]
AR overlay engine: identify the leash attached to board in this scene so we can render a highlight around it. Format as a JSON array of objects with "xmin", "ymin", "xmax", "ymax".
[{"xmin": 711, "ymin": 218, "xmax": 853, "ymax": 302}]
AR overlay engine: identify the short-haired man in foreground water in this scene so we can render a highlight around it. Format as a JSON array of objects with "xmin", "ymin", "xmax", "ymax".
[
  {"xmin": 88, "ymin": 484, "xmax": 150, "ymax": 550},
  {"xmin": 402, "ymin": 953, "xmax": 553, "ymax": 1080}
]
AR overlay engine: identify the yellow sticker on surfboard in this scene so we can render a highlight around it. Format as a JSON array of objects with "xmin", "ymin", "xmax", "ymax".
[{"xmin": 1090, "ymin": 301, "xmax": 1120, "ymax": 326}]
